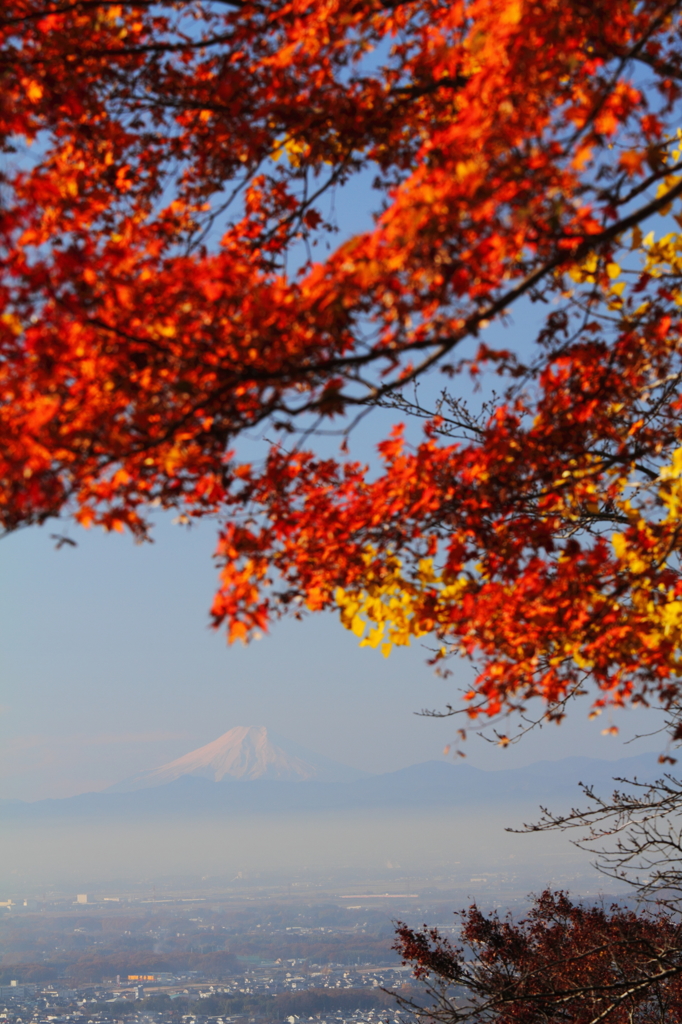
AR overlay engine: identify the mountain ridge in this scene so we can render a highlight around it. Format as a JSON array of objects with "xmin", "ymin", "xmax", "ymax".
[{"xmin": 0, "ymin": 752, "xmax": 662, "ymax": 819}]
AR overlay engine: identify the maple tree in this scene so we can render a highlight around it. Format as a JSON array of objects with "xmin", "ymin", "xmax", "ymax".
[
  {"xmin": 392, "ymin": 889, "xmax": 682, "ymax": 1024},
  {"xmin": 6, "ymin": 0, "xmax": 682, "ymax": 730}
]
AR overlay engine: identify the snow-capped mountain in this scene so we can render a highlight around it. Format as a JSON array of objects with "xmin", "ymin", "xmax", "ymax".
[{"xmin": 107, "ymin": 726, "xmax": 367, "ymax": 791}]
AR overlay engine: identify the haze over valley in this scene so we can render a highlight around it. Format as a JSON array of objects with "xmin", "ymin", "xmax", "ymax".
[{"xmin": 0, "ymin": 726, "xmax": 661, "ymax": 896}]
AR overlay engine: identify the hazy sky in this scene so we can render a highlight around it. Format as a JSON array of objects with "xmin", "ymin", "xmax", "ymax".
[{"xmin": 0, "ymin": 507, "xmax": 666, "ymax": 801}]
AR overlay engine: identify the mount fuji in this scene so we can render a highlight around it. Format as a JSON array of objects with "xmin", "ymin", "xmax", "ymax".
[{"xmin": 107, "ymin": 725, "xmax": 369, "ymax": 791}]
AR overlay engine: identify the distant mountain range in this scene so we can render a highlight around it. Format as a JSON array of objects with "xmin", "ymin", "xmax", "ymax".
[
  {"xmin": 0, "ymin": 723, "xmax": 664, "ymax": 822},
  {"xmin": 107, "ymin": 726, "xmax": 368, "ymax": 790}
]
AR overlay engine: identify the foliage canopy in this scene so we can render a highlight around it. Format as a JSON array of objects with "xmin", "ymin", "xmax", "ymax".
[
  {"xmin": 394, "ymin": 890, "xmax": 682, "ymax": 1024},
  {"xmin": 5, "ymin": 0, "xmax": 682, "ymax": 729}
]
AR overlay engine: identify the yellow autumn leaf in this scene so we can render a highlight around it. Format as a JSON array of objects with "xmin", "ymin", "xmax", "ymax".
[{"xmin": 351, "ymin": 614, "xmax": 365, "ymax": 638}]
